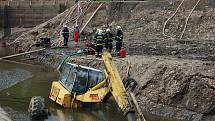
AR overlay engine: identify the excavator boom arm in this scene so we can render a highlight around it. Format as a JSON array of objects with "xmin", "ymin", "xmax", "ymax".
[{"xmin": 102, "ymin": 52, "xmax": 136, "ymax": 121}]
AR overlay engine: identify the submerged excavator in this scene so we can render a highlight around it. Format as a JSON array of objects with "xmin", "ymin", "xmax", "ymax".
[{"xmin": 48, "ymin": 51, "xmax": 145, "ymax": 121}]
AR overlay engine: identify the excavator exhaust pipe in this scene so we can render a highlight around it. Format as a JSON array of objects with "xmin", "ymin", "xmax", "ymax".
[{"xmin": 126, "ymin": 111, "xmax": 137, "ymax": 121}]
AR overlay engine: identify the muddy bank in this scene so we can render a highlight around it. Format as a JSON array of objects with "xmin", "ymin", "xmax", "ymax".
[
  {"xmin": 24, "ymin": 46, "xmax": 104, "ymax": 69},
  {"xmin": 0, "ymin": 68, "xmax": 32, "ymax": 92},
  {"xmin": 120, "ymin": 55, "xmax": 215, "ymax": 121},
  {"xmin": 139, "ymin": 96, "xmax": 202, "ymax": 121},
  {"xmin": 2, "ymin": 107, "xmax": 28, "ymax": 121},
  {"xmin": 126, "ymin": 39, "xmax": 215, "ymax": 61},
  {"xmin": 0, "ymin": 107, "xmax": 11, "ymax": 121}
]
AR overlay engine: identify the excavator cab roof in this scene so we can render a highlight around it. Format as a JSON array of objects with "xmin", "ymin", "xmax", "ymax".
[{"xmin": 58, "ymin": 62, "xmax": 105, "ymax": 94}]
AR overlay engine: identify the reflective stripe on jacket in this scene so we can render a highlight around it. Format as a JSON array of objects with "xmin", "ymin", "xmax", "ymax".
[
  {"xmin": 104, "ymin": 32, "xmax": 113, "ymax": 43},
  {"xmin": 95, "ymin": 34, "xmax": 104, "ymax": 45},
  {"xmin": 116, "ymin": 30, "xmax": 123, "ymax": 43}
]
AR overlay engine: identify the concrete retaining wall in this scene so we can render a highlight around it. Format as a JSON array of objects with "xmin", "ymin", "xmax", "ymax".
[
  {"xmin": 0, "ymin": 0, "xmax": 76, "ymax": 27},
  {"xmin": 0, "ymin": 0, "xmax": 76, "ymax": 37},
  {"xmin": 0, "ymin": 5, "xmax": 60, "ymax": 28}
]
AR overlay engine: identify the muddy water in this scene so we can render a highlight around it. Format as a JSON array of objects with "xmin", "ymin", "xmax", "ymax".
[
  {"xmin": 0, "ymin": 46, "xmax": 179, "ymax": 121},
  {"xmin": 0, "ymin": 63, "xmax": 127, "ymax": 121}
]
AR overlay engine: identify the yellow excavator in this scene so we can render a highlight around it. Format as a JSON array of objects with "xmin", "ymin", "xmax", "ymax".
[{"xmin": 49, "ymin": 51, "xmax": 145, "ymax": 121}]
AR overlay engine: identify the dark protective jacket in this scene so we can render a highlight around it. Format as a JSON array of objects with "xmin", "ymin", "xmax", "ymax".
[
  {"xmin": 62, "ymin": 27, "xmax": 69, "ymax": 38},
  {"xmin": 94, "ymin": 33, "xmax": 104, "ymax": 46},
  {"xmin": 116, "ymin": 30, "xmax": 123, "ymax": 43},
  {"xmin": 104, "ymin": 32, "xmax": 113, "ymax": 44}
]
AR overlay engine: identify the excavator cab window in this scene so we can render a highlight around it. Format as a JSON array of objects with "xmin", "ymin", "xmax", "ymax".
[
  {"xmin": 59, "ymin": 63, "xmax": 76, "ymax": 92},
  {"xmin": 72, "ymin": 67, "xmax": 88, "ymax": 93},
  {"xmin": 88, "ymin": 70, "xmax": 105, "ymax": 88},
  {"xmin": 59, "ymin": 63, "xmax": 105, "ymax": 94}
]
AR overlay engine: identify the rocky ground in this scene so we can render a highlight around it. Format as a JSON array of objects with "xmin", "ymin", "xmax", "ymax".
[{"xmin": 2, "ymin": 0, "xmax": 215, "ymax": 121}]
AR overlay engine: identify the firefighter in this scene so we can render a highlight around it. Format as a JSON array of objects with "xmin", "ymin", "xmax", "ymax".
[
  {"xmin": 61, "ymin": 25, "xmax": 70, "ymax": 46},
  {"xmin": 115, "ymin": 26, "xmax": 123, "ymax": 53},
  {"xmin": 73, "ymin": 25, "xmax": 79, "ymax": 47},
  {"xmin": 94, "ymin": 29, "xmax": 104, "ymax": 58},
  {"xmin": 104, "ymin": 28, "xmax": 114, "ymax": 52}
]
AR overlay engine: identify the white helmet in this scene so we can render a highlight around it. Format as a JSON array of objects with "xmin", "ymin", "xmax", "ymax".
[
  {"xmin": 116, "ymin": 26, "xmax": 121, "ymax": 30},
  {"xmin": 63, "ymin": 25, "xmax": 67, "ymax": 28},
  {"xmin": 96, "ymin": 28, "xmax": 100, "ymax": 34},
  {"xmin": 98, "ymin": 29, "xmax": 103, "ymax": 35},
  {"xmin": 106, "ymin": 28, "xmax": 110, "ymax": 32}
]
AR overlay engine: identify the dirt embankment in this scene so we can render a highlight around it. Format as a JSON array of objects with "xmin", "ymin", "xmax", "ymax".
[
  {"xmin": 86, "ymin": 1, "xmax": 215, "ymax": 120},
  {"xmin": 117, "ymin": 56, "xmax": 215, "ymax": 120}
]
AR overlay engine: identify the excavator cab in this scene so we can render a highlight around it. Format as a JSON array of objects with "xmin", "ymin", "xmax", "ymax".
[
  {"xmin": 49, "ymin": 52, "xmax": 142, "ymax": 121},
  {"xmin": 58, "ymin": 62, "xmax": 105, "ymax": 94},
  {"xmin": 49, "ymin": 61, "xmax": 109, "ymax": 108}
]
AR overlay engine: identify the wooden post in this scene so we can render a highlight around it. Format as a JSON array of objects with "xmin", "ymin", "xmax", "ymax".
[
  {"xmin": 0, "ymin": 59, "xmax": 39, "ymax": 67},
  {"xmin": 29, "ymin": 0, "xmax": 32, "ymax": 7},
  {"xmin": 129, "ymin": 92, "xmax": 146, "ymax": 121},
  {"xmin": 80, "ymin": 3, "xmax": 103, "ymax": 34},
  {"xmin": 0, "ymin": 48, "xmax": 46, "ymax": 60},
  {"xmin": 65, "ymin": 0, "xmax": 68, "ymax": 6},
  {"xmin": 54, "ymin": 0, "xmax": 56, "ymax": 5}
]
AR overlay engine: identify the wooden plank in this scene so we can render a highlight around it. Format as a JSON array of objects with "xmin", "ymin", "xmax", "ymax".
[
  {"xmin": 180, "ymin": 0, "xmax": 201, "ymax": 39},
  {"xmin": 129, "ymin": 92, "xmax": 146, "ymax": 121},
  {"xmin": 126, "ymin": 61, "xmax": 131, "ymax": 78},
  {"xmin": 0, "ymin": 48, "xmax": 45, "ymax": 60},
  {"xmin": 80, "ymin": 3, "xmax": 103, "ymax": 34},
  {"xmin": 0, "ymin": 59, "xmax": 39, "ymax": 67}
]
